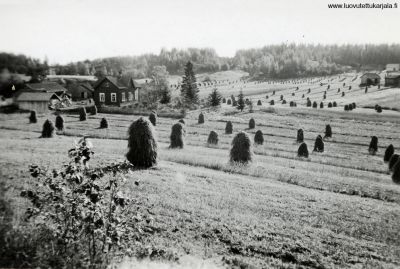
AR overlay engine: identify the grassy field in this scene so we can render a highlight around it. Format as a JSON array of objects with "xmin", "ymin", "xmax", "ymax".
[{"xmin": 1, "ymin": 83, "xmax": 400, "ymax": 269}]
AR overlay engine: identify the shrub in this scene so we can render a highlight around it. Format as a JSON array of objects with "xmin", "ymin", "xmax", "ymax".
[
  {"xmin": 298, "ymin": 142, "xmax": 309, "ymax": 158},
  {"xmin": 325, "ymin": 124, "xmax": 332, "ymax": 138},
  {"xmin": 302, "ymin": 94, "xmax": 305, "ymax": 98},
  {"xmin": 312, "ymin": 101, "xmax": 318, "ymax": 108},
  {"xmin": 170, "ymin": 123, "xmax": 185, "ymax": 148},
  {"xmin": 29, "ymin": 110, "xmax": 37, "ymax": 123},
  {"xmin": 126, "ymin": 117, "xmax": 158, "ymax": 168},
  {"xmin": 227, "ymin": 99, "xmax": 232, "ymax": 105},
  {"xmin": 389, "ymin": 154, "xmax": 399, "ymax": 171},
  {"xmin": 393, "ymin": 159, "xmax": 400, "ymax": 184},
  {"xmin": 308, "ymin": 88, "xmax": 311, "ymax": 93},
  {"xmin": 91, "ymin": 105, "xmax": 97, "ymax": 115},
  {"xmin": 257, "ymin": 100, "xmax": 262, "ymax": 106},
  {"xmin": 270, "ymin": 100, "xmax": 275, "ymax": 105},
  {"xmin": 297, "ymin": 129, "xmax": 304, "ymax": 143},
  {"xmin": 230, "ymin": 131, "xmax": 252, "ymax": 164},
  {"xmin": 384, "ymin": 144, "xmax": 394, "ymax": 163},
  {"xmin": 41, "ymin": 119, "xmax": 55, "ymax": 138},
  {"xmin": 79, "ymin": 107, "xmax": 87, "ymax": 121},
  {"xmin": 292, "ymin": 92, "xmax": 295, "ymax": 96},
  {"xmin": 320, "ymin": 102, "xmax": 324, "ymax": 109},
  {"xmin": 333, "ymin": 101, "xmax": 337, "ymax": 107},
  {"xmin": 266, "ymin": 95, "xmax": 269, "ymax": 99},
  {"xmin": 313, "ymin": 135, "xmax": 324, "ymax": 152},
  {"xmin": 369, "ymin": 136, "xmax": 378, "ymax": 155},
  {"xmin": 289, "ymin": 101, "xmax": 294, "ymax": 107},
  {"xmin": 100, "ymin": 117, "xmax": 108, "ymax": 129},
  {"xmin": 207, "ymin": 131, "xmax": 218, "ymax": 145},
  {"xmin": 254, "ymin": 130, "xmax": 264, "ymax": 145},
  {"xmin": 149, "ymin": 112, "xmax": 157, "ymax": 126},
  {"xmin": 225, "ymin": 121, "xmax": 233, "ymax": 134},
  {"xmin": 328, "ymin": 102, "xmax": 332, "ymax": 108},
  {"xmin": 198, "ymin": 112, "xmax": 205, "ymax": 124},
  {"xmin": 55, "ymin": 115, "xmax": 64, "ymax": 131},
  {"xmin": 249, "ymin": 118, "xmax": 255, "ymax": 129},
  {"xmin": 280, "ymin": 95, "xmax": 283, "ymax": 101},
  {"xmin": 349, "ymin": 86, "xmax": 352, "ymax": 90}
]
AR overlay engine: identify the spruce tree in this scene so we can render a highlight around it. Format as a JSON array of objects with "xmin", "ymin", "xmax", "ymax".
[
  {"xmin": 181, "ymin": 61, "xmax": 199, "ymax": 106},
  {"xmin": 237, "ymin": 90, "xmax": 245, "ymax": 111},
  {"xmin": 207, "ymin": 88, "xmax": 222, "ymax": 106}
]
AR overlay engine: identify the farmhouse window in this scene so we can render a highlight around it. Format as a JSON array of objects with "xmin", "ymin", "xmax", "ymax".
[
  {"xmin": 111, "ymin": 93, "xmax": 117, "ymax": 102},
  {"xmin": 121, "ymin": 92, "xmax": 126, "ymax": 102},
  {"xmin": 134, "ymin": 90, "xmax": 138, "ymax": 101},
  {"xmin": 128, "ymin": 92, "xmax": 133, "ymax": 101},
  {"xmin": 99, "ymin": 93, "xmax": 105, "ymax": 102}
]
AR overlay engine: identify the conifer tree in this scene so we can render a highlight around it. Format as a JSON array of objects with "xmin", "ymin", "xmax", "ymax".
[
  {"xmin": 181, "ymin": 61, "xmax": 199, "ymax": 106},
  {"xmin": 237, "ymin": 90, "xmax": 245, "ymax": 111},
  {"xmin": 207, "ymin": 88, "xmax": 222, "ymax": 106}
]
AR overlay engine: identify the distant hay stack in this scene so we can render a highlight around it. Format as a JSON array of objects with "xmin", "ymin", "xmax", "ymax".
[
  {"xmin": 222, "ymin": 98, "xmax": 226, "ymax": 103},
  {"xmin": 225, "ymin": 121, "xmax": 233, "ymax": 134},
  {"xmin": 29, "ymin": 110, "xmax": 37, "ymax": 123},
  {"xmin": 254, "ymin": 130, "xmax": 264, "ymax": 145},
  {"xmin": 369, "ymin": 136, "xmax": 378, "ymax": 155},
  {"xmin": 389, "ymin": 154, "xmax": 399, "ymax": 171},
  {"xmin": 126, "ymin": 117, "xmax": 158, "ymax": 168},
  {"xmin": 328, "ymin": 102, "xmax": 332, "ymax": 108},
  {"xmin": 227, "ymin": 99, "xmax": 232, "ymax": 105},
  {"xmin": 392, "ymin": 159, "xmax": 400, "ymax": 184},
  {"xmin": 320, "ymin": 102, "xmax": 324, "ymax": 109},
  {"xmin": 198, "ymin": 113, "xmax": 205, "ymax": 124},
  {"xmin": 207, "ymin": 130, "xmax": 219, "ymax": 145},
  {"xmin": 248, "ymin": 118, "xmax": 255, "ymax": 129},
  {"xmin": 297, "ymin": 129, "xmax": 304, "ymax": 143},
  {"xmin": 55, "ymin": 115, "xmax": 64, "ymax": 131},
  {"xmin": 270, "ymin": 100, "xmax": 275, "ymax": 105},
  {"xmin": 41, "ymin": 119, "xmax": 55, "ymax": 138},
  {"xmin": 149, "ymin": 112, "xmax": 157, "ymax": 126},
  {"xmin": 170, "ymin": 122, "xmax": 185, "ymax": 149},
  {"xmin": 313, "ymin": 135, "xmax": 324, "ymax": 152},
  {"xmin": 333, "ymin": 101, "xmax": 337, "ymax": 107},
  {"xmin": 384, "ymin": 144, "xmax": 395, "ymax": 163},
  {"xmin": 257, "ymin": 100, "xmax": 262, "ymax": 106},
  {"xmin": 79, "ymin": 107, "xmax": 87, "ymax": 121},
  {"xmin": 324, "ymin": 124, "xmax": 332, "ymax": 138},
  {"xmin": 298, "ymin": 142, "xmax": 309, "ymax": 158},
  {"xmin": 100, "ymin": 118, "xmax": 108, "ymax": 129},
  {"xmin": 230, "ymin": 131, "xmax": 252, "ymax": 164}
]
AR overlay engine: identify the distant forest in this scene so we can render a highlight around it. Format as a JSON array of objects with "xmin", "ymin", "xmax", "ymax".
[{"xmin": 2, "ymin": 44, "xmax": 400, "ymax": 81}]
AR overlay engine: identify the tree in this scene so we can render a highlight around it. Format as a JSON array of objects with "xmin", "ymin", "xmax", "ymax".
[
  {"xmin": 151, "ymin": 66, "xmax": 171, "ymax": 104},
  {"xmin": 207, "ymin": 88, "xmax": 222, "ymax": 106},
  {"xmin": 181, "ymin": 61, "xmax": 199, "ymax": 106},
  {"xmin": 237, "ymin": 90, "xmax": 245, "ymax": 111}
]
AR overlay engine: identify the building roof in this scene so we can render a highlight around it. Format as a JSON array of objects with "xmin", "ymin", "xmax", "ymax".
[
  {"xmin": 93, "ymin": 76, "xmax": 142, "ymax": 90},
  {"xmin": 361, "ymin": 72, "xmax": 381, "ymax": 79},
  {"xmin": 15, "ymin": 92, "xmax": 60, "ymax": 102},
  {"xmin": 26, "ymin": 82, "xmax": 67, "ymax": 93},
  {"xmin": 386, "ymin": 72, "xmax": 400, "ymax": 79}
]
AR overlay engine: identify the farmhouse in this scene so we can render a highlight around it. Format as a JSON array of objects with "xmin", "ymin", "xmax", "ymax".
[
  {"xmin": 360, "ymin": 73, "xmax": 381, "ymax": 86},
  {"xmin": 93, "ymin": 76, "xmax": 142, "ymax": 107},
  {"xmin": 66, "ymin": 82, "xmax": 94, "ymax": 101},
  {"xmin": 25, "ymin": 82, "xmax": 69, "ymax": 97},
  {"xmin": 384, "ymin": 72, "xmax": 400, "ymax": 87},
  {"xmin": 386, "ymin": 64, "xmax": 400, "ymax": 72},
  {"xmin": 15, "ymin": 92, "xmax": 61, "ymax": 113}
]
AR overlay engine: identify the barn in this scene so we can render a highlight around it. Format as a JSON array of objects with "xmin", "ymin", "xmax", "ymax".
[
  {"xmin": 384, "ymin": 72, "xmax": 400, "ymax": 87},
  {"xmin": 360, "ymin": 73, "xmax": 381, "ymax": 86},
  {"xmin": 386, "ymin": 64, "xmax": 400, "ymax": 72},
  {"xmin": 66, "ymin": 82, "xmax": 94, "ymax": 101},
  {"xmin": 15, "ymin": 92, "xmax": 61, "ymax": 113},
  {"xmin": 93, "ymin": 76, "xmax": 141, "ymax": 107}
]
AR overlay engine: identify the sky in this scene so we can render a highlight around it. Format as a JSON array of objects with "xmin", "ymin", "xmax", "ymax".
[{"xmin": 0, "ymin": 0, "xmax": 399, "ymax": 64}]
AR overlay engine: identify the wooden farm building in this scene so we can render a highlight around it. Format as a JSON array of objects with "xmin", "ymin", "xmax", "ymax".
[
  {"xmin": 15, "ymin": 92, "xmax": 61, "ymax": 113},
  {"xmin": 386, "ymin": 64, "xmax": 400, "ymax": 72},
  {"xmin": 93, "ymin": 76, "xmax": 142, "ymax": 107},
  {"xmin": 66, "ymin": 82, "xmax": 94, "ymax": 101},
  {"xmin": 385, "ymin": 72, "xmax": 400, "ymax": 87},
  {"xmin": 360, "ymin": 73, "xmax": 381, "ymax": 86}
]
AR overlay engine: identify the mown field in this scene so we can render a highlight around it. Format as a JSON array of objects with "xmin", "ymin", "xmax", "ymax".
[{"xmin": 1, "ymin": 88, "xmax": 400, "ymax": 268}]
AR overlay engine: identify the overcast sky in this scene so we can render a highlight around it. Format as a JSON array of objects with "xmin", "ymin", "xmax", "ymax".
[{"xmin": 0, "ymin": 0, "xmax": 399, "ymax": 64}]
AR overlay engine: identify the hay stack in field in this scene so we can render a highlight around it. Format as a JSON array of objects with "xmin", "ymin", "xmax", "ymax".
[
  {"xmin": 222, "ymin": 98, "xmax": 226, "ymax": 103},
  {"xmin": 29, "ymin": 110, "xmax": 37, "ymax": 123},
  {"xmin": 257, "ymin": 100, "xmax": 262, "ymax": 106},
  {"xmin": 126, "ymin": 117, "xmax": 158, "ymax": 168},
  {"xmin": 312, "ymin": 101, "xmax": 318, "ymax": 108},
  {"xmin": 392, "ymin": 159, "xmax": 400, "ymax": 184},
  {"xmin": 384, "ymin": 144, "xmax": 394, "ymax": 163},
  {"xmin": 225, "ymin": 121, "xmax": 233, "ymax": 134},
  {"xmin": 227, "ymin": 99, "xmax": 232, "ymax": 105},
  {"xmin": 328, "ymin": 102, "xmax": 332, "ymax": 108},
  {"xmin": 324, "ymin": 124, "xmax": 332, "ymax": 138},
  {"xmin": 55, "ymin": 115, "xmax": 64, "ymax": 131},
  {"xmin": 320, "ymin": 102, "xmax": 324, "ymax": 108},
  {"xmin": 198, "ymin": 113, "xmax": 205, "ymax": 124},
  {"xmin": 297, "ymin": 129, "xmax": 304, "ymax": 143},
  {"xmin": 207, "ymin": 131, "xmax": 218, "ymax": 145},
  {"xmin": 170, "ymin": 122, "xmax": 185, "ymax": 149},
  {"xmin": 369, "ymin": 136, "xmax": 378, "ymax": 155},
  {"xmin": 389, "ymin": 154, "xmax": 399, "ymax": 171},
  {"xmin": 249, "ymin": 118, "xmax": 255, "ymax": 129},
  {"xmin": 41, "ymin": 119, "xmax": 55, "ymax": 138},
  {"xmin": 178, "ymin": 119, "xmax": 185, "ymax": 124},
  {"xmin": 79, "ymin": 107, "xmax": 87, "ymax": 121},
  {"xmin": 313, "ymin": 135, "xmax": 324, "ymax": 152},
  {"xmin": 270, "ymin": 100, "xmax": 275, "ymax": 105},
  {"xmin": 298, "ymin": 142, "xmax": 309, "ymax": 158},
  {"xmin": 149, "ymin": 112, "xmax": 157, "ymax": 126},
  {"xmin": 100, "ymin": 118, "xmax": 108, "ymax": 129},
  {"xmin": 254, "ymin": 130, "xmax": 264, "ymax": 145},
  {"xmin": 333, "ymin": 101, "xmax": 337, "ymax": 107},
  {"xmin": 230, "ymin": 131, "xmax": 252, "ymax": 164}
]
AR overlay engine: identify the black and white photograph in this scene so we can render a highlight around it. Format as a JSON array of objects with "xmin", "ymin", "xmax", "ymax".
[{"xmin": 0, "ymin": 0, "xmax": 400, "ymax": 268}]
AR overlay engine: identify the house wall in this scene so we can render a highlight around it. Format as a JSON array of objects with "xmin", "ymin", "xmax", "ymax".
[
  {"xmin": 17, "ymin": 101, "xmax": 48, "ymax": 113},
  {"xmin": 385, "ymin": 77, "xmax": 400, "ymax": 87},
  {"xmin": 93, "ymin": 78, "xmax": 138, "ymax": 107}
]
